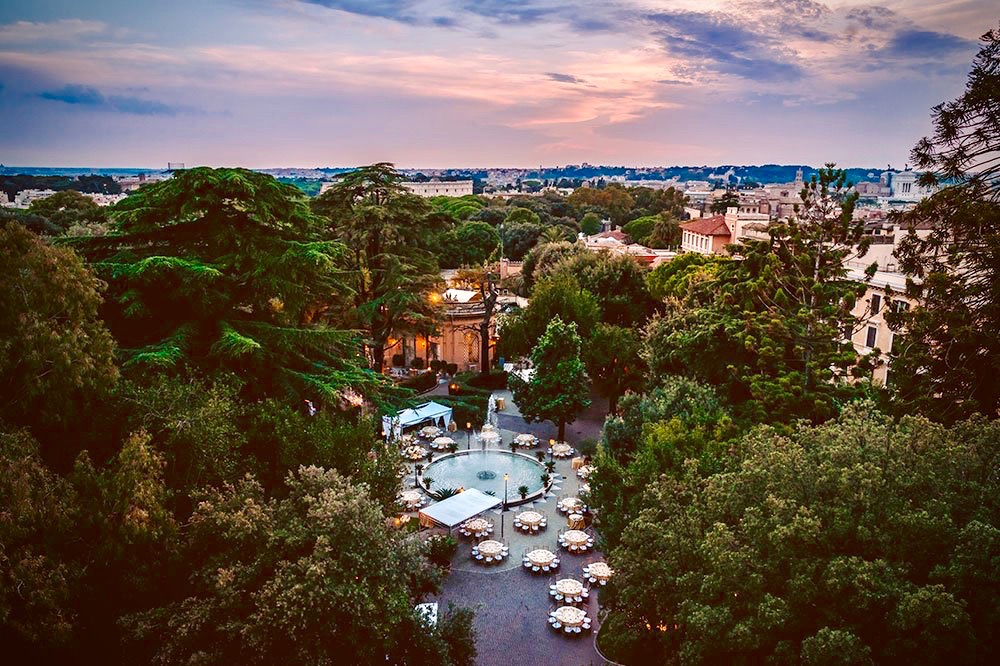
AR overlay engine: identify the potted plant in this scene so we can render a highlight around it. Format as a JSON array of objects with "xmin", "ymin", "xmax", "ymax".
[
  {"xmin": 415, "ymin": 463, "xmax": 424, "ymax": 476},
  {"xmin": 448, "ymin": 441, "xmax": 458, "ymax": 454},
  {"xmin": 534, "ymin": 450, "xmax": 545, "ymax": 462},
  {"xmin": 518, "ymin": 485, "xmax": 529, "ymax": 500},
  {"xmin": 540, "ymin": 473, "xmax": 551, "ymax": 487},
  {"xmin": 424, "ymin": 477, "xmax": 434, "ymax": 489},
  {"xmin": 544, "ymin": 460, "xmax": 556, "ymax": 474},
  {"xmin": 392, "ymin": 353, "xmax": 405, "ymax": 367},
  {"xmin": 509, "ymin": 441, "xmax": 517, "ymax": 453}
]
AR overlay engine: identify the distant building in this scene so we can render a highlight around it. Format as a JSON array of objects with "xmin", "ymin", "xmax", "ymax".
[
  {"xmin": 680, "ymin": 215, "xmax": 731, "ymax": 255},
  {"xmin": 402, "ymin": 180, "xmax": 474, "ymax": 197}
]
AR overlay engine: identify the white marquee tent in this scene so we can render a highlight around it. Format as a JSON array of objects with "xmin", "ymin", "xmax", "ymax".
[
  {"xmin": 382, "ymin": 401, "xmax": 454, "ymax": 440},
  {"xmin": 418, "ymin": 488, "xmax": 501, "ymax": 529}
]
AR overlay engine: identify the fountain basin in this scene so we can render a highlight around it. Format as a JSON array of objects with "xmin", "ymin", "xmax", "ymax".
[{"xmin": 421, "ymin": 450, "xmax": 547, "ymax": 502}]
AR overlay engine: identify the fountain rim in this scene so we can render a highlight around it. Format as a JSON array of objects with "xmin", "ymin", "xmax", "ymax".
[{"xmin": 418, "ymin": 449, "xmax": 551, "ymax": 506}]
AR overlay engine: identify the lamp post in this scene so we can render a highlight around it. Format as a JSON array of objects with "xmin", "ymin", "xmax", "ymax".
[
  {"xmin": 549, "ymin": 438, "xmax": 556, "ymax": 462},
  {"xmin": 502, "ymin": 473, "xmax": 509, "ymax": 538},
  {"xmin": 466, "ymin": 422, "xmax": 472, "ymax": 450}
]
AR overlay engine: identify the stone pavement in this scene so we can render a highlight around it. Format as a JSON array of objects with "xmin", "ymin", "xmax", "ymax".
[{"xmin": 422, "ymin": 390, "xmax": 613, "ymax": 666}]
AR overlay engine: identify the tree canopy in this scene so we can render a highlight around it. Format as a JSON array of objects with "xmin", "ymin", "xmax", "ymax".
[
  {"xmin": 599, "ymin": 404, "xmax": 999, "ymax": 665},
  {"xmin": 508, "ymin": 317, "xmax": 591, "ymax": 441},
  {"xmin": 73, "ymin": 167, "xmax": 375, "ymax": 403}
]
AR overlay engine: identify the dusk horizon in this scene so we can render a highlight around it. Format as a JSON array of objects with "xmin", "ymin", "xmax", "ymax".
[{"xmin": 2, "ymin": 1, "xmax": 996, "ymax": 168}]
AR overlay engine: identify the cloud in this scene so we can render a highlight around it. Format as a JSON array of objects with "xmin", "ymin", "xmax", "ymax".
[
  {"xmin": 298, "ymin": 1, "xmax": 420, "ymax": 23},
  {"xmin": 0, "ymin": 18, "xmax": 106, "ymax": 43},
  {"xmin": 882, "ymin": 29, "xmax": 974, "ymax": 58},
  {"xmin": 546, "ymin": 72, "xmax": 584, "ymax": 84},
  {"xmin": 647, "ymin": 11, "xmax": 804, "ymax": 83},
  {"xmin": 39, "ymin": 84, "xmax": 183, "ymax": 115}
]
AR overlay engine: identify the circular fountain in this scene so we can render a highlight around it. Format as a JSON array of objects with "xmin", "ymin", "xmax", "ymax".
[{"xmin": 422, "ymin": 450, "xmax": 546, "ymax": 500}]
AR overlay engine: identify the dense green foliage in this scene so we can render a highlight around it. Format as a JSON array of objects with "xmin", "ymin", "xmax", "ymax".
[
  {"xmin": 73, "ymin": 167, "xmax": 376, "ymax": 403},
  {"xmin": 887, "ymin": 26, "xmax": 1000, "ymax": 423},
  {"xmin": 1, "ymin": 167, "xmax": 476, "ymax": 664},
  {"xmin": 598, "ymin": 405, "xmax": 999, "ymax": 665},
  {"xmin": 643, "ymin": 167, "xmax": 874, "ymax": 423},
  {"xmin": 312, "ymin": 163, "xmax": 445, "ymax": 374},
  {"xmin": 509, "ymin": 317, "xmax": 591, "ymax": 441}
]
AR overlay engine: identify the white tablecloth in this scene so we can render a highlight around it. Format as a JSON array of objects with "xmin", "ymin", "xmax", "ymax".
[
  {"xmin": 562, "ymin": 530, "xmax": 590, "ymax": 547},
  {"xmin": 477, "ymin": 540, "xmax": 504, "ymax": 557},
  {"xmin": 553, "ymin": 606, "xmax": 587, "ymax": 627},
  {"xmin": 526, "ymin": 549, "xmax": 555, "ymax": 567},
  {"xmin": 516, "ymin": 511, "xmax": 543, "ymax": 526},
  {"xmin": 555, "ymin": 579, "xmax": 584, "ymax": 597}
]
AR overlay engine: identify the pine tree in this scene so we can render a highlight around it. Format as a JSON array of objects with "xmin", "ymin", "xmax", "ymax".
[
  {"xmin": 312, "ymin": 164, "xmax": 445, "ymax": 373},
  {"xmin": 71, "ymin": 167, "xmax": 376, "ymax": 402},
  {"xmin": 509, "ymin": 316, "xmax": 590, "ymax": 441}
]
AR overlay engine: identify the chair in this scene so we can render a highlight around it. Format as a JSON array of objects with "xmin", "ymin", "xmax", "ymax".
[
  {"xmin": 532, "ymin": 566, "xmax": 540, "ymax": 572},
  {"xmin": 553, "ymin": 622, "xmax": 562, "ymax": 630}
]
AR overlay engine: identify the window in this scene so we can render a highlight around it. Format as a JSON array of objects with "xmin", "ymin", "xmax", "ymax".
[
  {"xmin": 464, "ymin": 332, "xmax": 479, "ymax": 363},
  {"xmin": 894, "ymin": 300, "xmax": 910, "ymax": 313},
  {"xmin": 865, "ymin": 326, "xmax": 877, "ymax": 349},
  {"xmin": 870, "ymin": 293, "xmax": 881, "ymax": 314}
]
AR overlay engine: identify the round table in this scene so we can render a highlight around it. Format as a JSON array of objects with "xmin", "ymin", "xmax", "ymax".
[
  {"xmin": 461, "ymin": 517, "xmax": 490, "ymax": 537},
  {"xmin": 477, "ymin": 540, "xmax": 504, "ymax": 557},
  {"xmin": 525, "ymin": 549, "xmax": 556, "ymax": 567},
  {"xmin": 431, "ymin": 436, "xmax": 455, "ymax": 450},
  {"xmin": 577, "ymin": 465, "xmax": 594, "ymax": 480},
  {"xmin": 561, "ymin": 530, "xmax": 591, "ymax": 550},
  {"xmin": 479, "ymin": 430, "xmax": 500, "ymax": 444},
  {"xmin": 550, "ymin": 442, "xmax": 573, "ymax": 458},
  {"xmin": 399, "ymin": 490, "xmax": 423, "ymax": 510},
  {"xmin": 585, "ymin": 561, "xmax": 614, "ymax": 584},
  {"xmin": 403, "ymin": 445, "xmax": 426, "ymax": 461},
  {"xmin": 516, "ymin": 511, "xmax": 543, "ymax": 528},
  {"xmin": 419, "ymin": 426, "xmax": 441, "ymax": 438},
  {"xmin": 481, "ymin": 424, "xmax": 496, "ymax": 432},
  {"xmin": 558, "ymin": 497, "xmax": 585, "ymax": 514},
  {"xmin": 567, "ymin": 513, "xmax": 585, "ymax": 530},
  {"xmin": 514, "ymin": 433, "xmax": 536, "ymax": 448},
  {"xmin": 555, "ymin": 579, "xmax": 584, "ymax": 598},
  {"xmin": 553, "ymin": 606, "xmax": 588, "ymax": 628}
]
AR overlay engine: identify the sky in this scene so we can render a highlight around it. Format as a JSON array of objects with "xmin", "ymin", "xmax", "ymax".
[{"xmin": 0, "ymin": 0, "xmax": 994, "ymax": 168}]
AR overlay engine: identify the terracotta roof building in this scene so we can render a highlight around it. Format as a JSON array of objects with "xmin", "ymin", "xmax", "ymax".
[{"xmin": 680, "ymin": 215, "xmax": 732, "ymax": 255}]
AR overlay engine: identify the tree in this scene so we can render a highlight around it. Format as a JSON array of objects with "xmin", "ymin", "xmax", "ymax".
[
  {"xmin": 643, "ymin": 166, "xmax": 874, "ymax": 424},
  {"xmin": 28, "ymin": 190, "xmax": 106, "ymax": 234},
  {"xmin": 123, "ymin": 466, "xmax": 473, "ymax": 664},
  {"xmin": 647, "ymin": 216, "xmax": 681, "ymax": 248},
  {"xmin": 599, "ymin": 404, "xmax": 1000, "ymax": 664},
  {"xmin": 580, "ymin": 211, "xmax": 602, "ymax": 235},
  {"xmin": 584, "ymin": 323, "xmax": 643, "ymax": 413},
  {"xmin": 72, "ymin": 168, "xmax": 377, "ymax": 404},
  {"xmin": 646, "ymin": 253, "xmax": 722, "ymax": 302},
  {"xmin": 0, "ymin": 222, "xmax": 118, "ymax": 439},
  {"xmin": 313, "ymin": 163, "xmax": 445, "ymax": 375},
  {"xmin": 439, "ymin": 221, "xmax": 500, "ymax": 268},
  {"xmin": 710, "ymin": 189, "xmax": 740, "ymax": 213},
  {"xmin": 547, "ymin": 252, "xmax": 657, "ymax": 327},
  {"xmin": 450, "ymin": 265, "xmax": 503, "ymax": 374},
  {"xmin": 622, "ymin": 215, "xmax": 658, "ymax": 245},
  {"xmin": 520, "ymin": 240, "xmax": 589, "ymax": 292},
  {"xmin": 568, "ymin": 184, "xmax": 634, "ymax": 224},
  {"xmin": 508, "ymin": 317, "xmax": 590, "ymax": 441},
  {"xmin": 498, "ymin": 274, "xmax": 600, "ymax": 358},
  {"xmin": 629, "ymin": 186, "xmax": 687, "ymax": 219},
  {"xmin": 887, "ymin": 27, "xmax": 1000, "ymax": 422}
]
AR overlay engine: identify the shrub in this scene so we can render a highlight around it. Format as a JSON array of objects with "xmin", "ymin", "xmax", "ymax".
[
  {"xmin": 518, "ymin": 485, "xmax": 529, "ymax": 499},
  {"xmin": 426, "ymin": 534, "xmax": 459, "ymax": 568},
  {"xmin": 577, "ymin": 437, "xmax": 598, "ymax": 459},
  {"xmin": 534, "ymin": 451, "xmax": 545, "ymax": 462},
  {"xmin": 430, "ymin": 359, "xmax": 445, "ymax": 373},
  {"xmin": 540, "ymin": 473, "xmax": 551, "ymax": 486},
  {"xmin": 399, "ymin": 371, "xmax": 437, "ymax": 393},
  {"xmin": 429, "ymin": 487, "xmax": 460, "ymax": 501},
  {"xmin": 446, "ymin": 363, "xmax": 458, "ymax": 375},
  {"xmin": 466, "ymin": 370, "xmax": 508, "ymax": 390},
  {"xmin": 392, "ymin": 353, "xmax": 405, "ymax": 367},
  {"xmin": 410, "ymin": 357, "xmax": 425, "ymax": 369}
]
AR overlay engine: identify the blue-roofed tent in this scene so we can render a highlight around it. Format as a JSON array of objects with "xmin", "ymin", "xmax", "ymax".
[{"xmin": 382, "ymin": 401, "xmax": 454, "ymax": 440}]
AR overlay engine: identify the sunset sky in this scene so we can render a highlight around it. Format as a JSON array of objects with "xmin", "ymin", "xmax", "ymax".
[{"xmin": 0, "ymin": 1, "xmax": 994, "ymax": 168}]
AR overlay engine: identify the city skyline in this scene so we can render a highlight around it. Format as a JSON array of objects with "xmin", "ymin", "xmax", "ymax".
[{"xmin": 0, "ymin": 1, "xmax": 994, "ymax": 168}]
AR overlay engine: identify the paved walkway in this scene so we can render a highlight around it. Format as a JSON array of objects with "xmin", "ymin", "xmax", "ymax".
[{"xmin": 411, "ymin": 390, "xmax": 612, "ymax": 666}]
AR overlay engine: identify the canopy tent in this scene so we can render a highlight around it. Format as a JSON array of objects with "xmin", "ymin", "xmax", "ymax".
[
  {"xmin": 382, "ymin": 401, "xmax": 454, "ymax": 440},
  {"xmin": 418, "ymin": 488, "xmax": 501, "ymax": 528}
]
